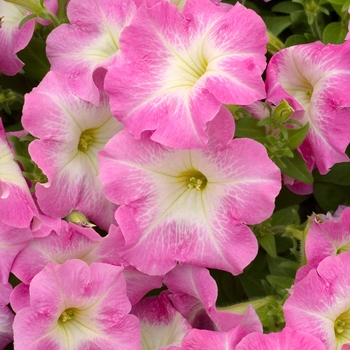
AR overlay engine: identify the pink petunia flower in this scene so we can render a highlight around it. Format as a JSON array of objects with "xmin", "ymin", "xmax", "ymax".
[
  {"xmin": 284, "ymin": 251, "xmax": 350, "ymax": 350},
  {"xmin": 266, "ymin": 40, "xmax": 350, "ymax": 174},
  {"xmin": 0, "ymin": 120, "xmax": 36, "ymax": 228},
  {"xmin": 13, "ymin": 259, "xmax": 141, "ymax": 349},
  {"xmin": 0, "ymin": 0, "xmax": 58, "ymax": 76},
  {"xmin": 295, "ymin": 206, "xmax": 350, "ymax": 283},
  {"xmin": 99, "ymin": 107, "xmax": 281, "ymax": 275},
  {"xmin": 105, "ymin": 0, "xmax": 268, "ymax": 149},
  {"xmin": 131, "ymin": 291, "xmax": 192, "ymax": 349},
  {"xmin": 235, "ymin": 327, "xmax": 326, "ymax": 350},
  {"xmin": 22, "ymin": 71, "xmax": 123, "ymax": 231},
  {"xmin": 47, "ymin": 0, "xmax": 137, "ymax": 105}
]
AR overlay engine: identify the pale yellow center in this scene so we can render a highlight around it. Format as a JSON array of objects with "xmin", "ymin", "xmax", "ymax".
[
  {"xmin": 78, "ymin": 132, "xmax": 93, "ymax": 152},
  {"xmin": 334, "ymin": 310, "xmax": 350, "ymax": 346},
  {"xmin": 59, "ymin": 308, "xmax": 75, "ymax": 323}
]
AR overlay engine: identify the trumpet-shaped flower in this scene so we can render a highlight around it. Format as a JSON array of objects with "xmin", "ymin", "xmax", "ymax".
[
  {"xmin": 47, "ymin": 0, "xmax": 137, "ymax": 105},
  {"xmin": 13, "ymin": 260, "xmax": 141, "ymax": 349},
  {"xmin": 105, "ymin": 0, "xmax": 267, "ymax": 149},
  {"xmin": 99, "ymin": 107, "xmax": 281, "ymax": 275},
  {"xmin": 0, "ymin": 0, "xmax": 58, "ymax": 75},
  {"xmin": 22, "ymin": 71, "xmax": 123, "ymax": 231},
  {"xmin": 284, "ymin": 252, "xmax": 350, "ymax": 350},
  {"xmin": 266, "ymin": 41, "xmax": 350, "ymax": 174},
  {"xmin": 131, "ymin": 291, "xmax": 192, "ymax": 349},
  {"xmin": 0, "ymin": 1, "xmax": 35, "ymax": 75},
  {"xmin": 0, "ymin": 120, "xmax": 36, "ymax": 228},
  {"xmin": 296, "ymin": 207, "xmax": 350, "ymax": 283}
]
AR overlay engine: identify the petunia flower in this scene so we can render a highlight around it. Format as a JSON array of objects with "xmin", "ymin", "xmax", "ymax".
[
  {"xmin": 99, "ymin": 107, "xmax": 281, "ymax": 275},
  {"xmin": 295, "ymin": 206, "xmax": 350, "ymax": 283},
  {"xmin": 105, "ymin": 0, "xmax": 268, "ymax": 149},
  {"xmin": 235, "ymin": 327, "xmax": 326, "ymax": 350},
  {"xmin": 22, "ymin": 71, "xmax": 123, "ymax": 231},
  {"xmin": 266, "ymin": 40, "xmax": 350, "ymax": 174},
  {"xmin": 0, "ymin": 0, "xmax": 58, "ymax": 76},
  {"xmin": 13, "ymin": 259, "xmax": 141, "ymax": 349},
  {"xmin": 0, "ymin": 120, "xmax": 36, "ymax": 228},
  {"xmin": 284, "ymin": 251, "xmax": 350, "ymax": 350},
  {"xmin": 46, "ymin": 0, "xmax": 137, "ymax": 105},
  {"xmin": 131, "ymin": 291, "xmax": 192, "ymax": 349}
]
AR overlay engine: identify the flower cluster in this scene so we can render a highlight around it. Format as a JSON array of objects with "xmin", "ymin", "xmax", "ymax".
[{"xmin": 1, "ymin": 0, "xmax": 350, "ymax": 348}]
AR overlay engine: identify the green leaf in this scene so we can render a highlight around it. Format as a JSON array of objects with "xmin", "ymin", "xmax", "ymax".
[
  {"xmin": 277, "ymin": 150, "xmax": 313, "ymax": 184},
  {"xmin": 258, "ymin": 233, "xmax": 277, "ymax": 258},
  {"xmin": 325, "ymin": 0, "xmax": 348, "ymax": 5},
  {"xmin": 314, "ymin": 162, "xmax": 350, "ymax": 186},
  {"xmin": 234, "ymin": 116, "xmax": 266, "ymax": 143},
  {"xmin": 272, "ymin": 1, "xmax": 303, "ymax": 13},
  {"xmin": 286, "ymin": 122, "xmax": 309, "ymax": 149},
  {"xmin": 285, "ymin": 34, "xmax": 309, "ymax": 47},
  {"xmin": 17, "ymin": 37, "xmax": 50, "ymax": 81},
  {"xmin": 272, "ymin": 205, "xmax": 300, "ymax": 226},
  {"xmin": 323, "ymin": 22, "xmax": 347, "ymax": 44},
  {"xmin": 266, "ymin": 255, "xmax": 299, "ymax": 278},
  {"xmin": 263, "ymin": 16, "xmax": 292, "ymax": 36},
  {"xmin": 313, "ymin": 183, "xmax": 350, "ymax": 212}
]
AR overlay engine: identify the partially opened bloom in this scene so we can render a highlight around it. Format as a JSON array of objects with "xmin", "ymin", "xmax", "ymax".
[
  {"xmin": 105, "ymin": 0, "xmax": 267, "ymax": 148},
  {"xmin": 13, "ymin": 259, "xmax": 141, "ymax": 349},
  {"xmin": 296, "ymin": 207, "xmax": 350, "ymax": 283},
  {"xmin": 131, "ymin": 291, "xmax": 192, "ymax": 349},
  {"xmin": 22, "ymin": 71, "xmax": 123, "ymax": 230},
  {"xmin": 47, "ymin": 0, "xmax": 137, "ymax": 105},
  {"xmin": 284, "ymin": 252, "xmax": 350, "ymax": 350},
  {"xmin": 0, "ymin": 120, "xmax": 36, "ymax": 228},
  {"xmin": 266, "ymin": 41, "xmax": 350, "ymax": 174},
  {"xmin": 235, "ymin": 327, "xmax": 326, "ymax": 350},
  {"xmin": 99, "ymin": 107, "xmax": 281, "ymax": 275}
]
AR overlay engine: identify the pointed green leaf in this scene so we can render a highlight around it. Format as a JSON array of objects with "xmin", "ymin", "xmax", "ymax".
[
  {"xmin": 234, "ymin": 116, "xmax": 266, "ymax": 143},
  {"xmin": 278, "ymin": 151, "xmax": 313, "ymax": 183},
  {"xmin": 258, "ymin": 233, "xmax": 277, "ymax": 258},
  {"xmin": 323, "ymin": 22, "xmax": 347, "ymax": 44},
  {"xmin": 286, "ymin": 122, "xmax": 309, "ymax": 149}
]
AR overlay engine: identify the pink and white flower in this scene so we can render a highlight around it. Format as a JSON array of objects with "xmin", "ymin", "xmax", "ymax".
[
  {"xmin": 0, "ymin": 120, "xmax": 36, "ymax": 228},
  {"xmin": 22, "ymin": 71, "xmax": 123, "ymax": 231},
  {"xmin": 266, "ymin": 41, "xmax": 350, "ymax": 174},
  {"xmin": 105, "ymin": 0, "xmax": 268, "ymax": 149},
  {"xmin": 131, "ymin": 291, "xmax": 192, "ymax": 349},
  {"xmin": 13, "ymin": 259, "xmax": 141, "ymax": 349},
  {"xmin": 99, "ymin": 107, "xmax": 281, "ymax": 275},
  {"xmin": 296, "ymin": 207, "xmax": 350, "ymax": 283},
  {"xmin": 284, "ymin": 251, "xmax": 350, "ymax": 350},
  {"xmin": 47, "ymin": 0, "xmax": 137, "ymax": 105}
]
